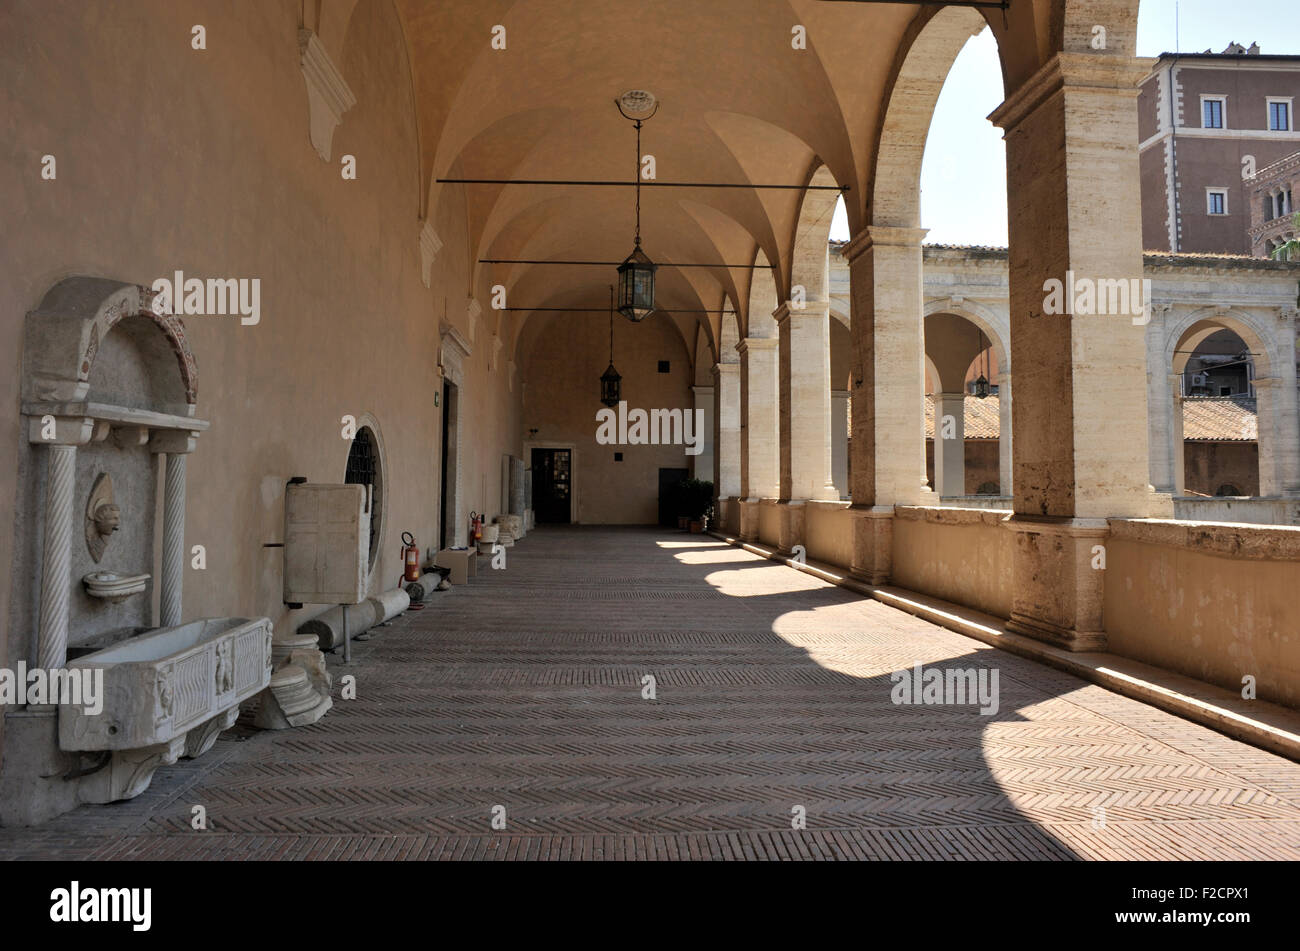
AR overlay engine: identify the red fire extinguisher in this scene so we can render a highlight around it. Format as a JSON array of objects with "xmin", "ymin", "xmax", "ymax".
[
  {"xmin": 469, "ymin": 512, "xmax": 483, "ymax": 543},
  {"xmin": 401, "ymin": 531, "xmax": 421, "ymax": 583}
]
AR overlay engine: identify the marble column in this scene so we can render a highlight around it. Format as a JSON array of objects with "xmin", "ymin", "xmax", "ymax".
[
  {"xmin": 997, "ymin": 372, "xmax": 1013, "ymax": 495},
  {"xmin": 712, "ymin": 363, "xmax": 741, "ymax": 503},
  {"xmin": 691, "ymin": 384, "xmax": 715, "ymax": 484},
  {"xmin": 738, "ymin": 336, "xmax": 779, "ymax": 540},
  {"xmin": 37, "ymin": 443, "xmax": 77, "ymax": 670},
  {"xmin": 151, "ymin": 430, "xmax": 197, "ymax": 628},
  {"xmin": 831, "ymin": 389, "xmax": 850, "ymax": 499},
  {"xmin": 933, "ymin": 391, "xmax": 966, "ymax": 497}
]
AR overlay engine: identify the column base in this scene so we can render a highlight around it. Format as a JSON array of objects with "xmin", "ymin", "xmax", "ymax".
[
  {"xmin": 848, "ymin": 505, "xmax": 894, "ymax": 585},
  {"xmin": 738, "ymin": 498, "xmax": 762, "ymax": 541},
  {"xmin": 775, "ymin": 500, "xmax": 806, "ymax": 556},
  {"xmin": 1005, "ymin": 515, "xmax": 1109, "ymax": 652}
]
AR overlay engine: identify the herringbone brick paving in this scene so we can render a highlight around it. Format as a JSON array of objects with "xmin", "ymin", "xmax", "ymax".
[{"xmin": 3, "ymin": 525, "xmax": 1300, "ymax": 859}]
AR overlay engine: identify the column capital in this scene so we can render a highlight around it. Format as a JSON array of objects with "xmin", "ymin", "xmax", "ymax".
[
  {"xmin": 772, "ymin": 300, "xmax": 830, "ymax": 325},
  {"xmin": 712, "ymin": 362, "xmax": 740, "ymax": 379},
  {"xmin": 691, "ymin": 384, "xmax": 715, "ymax": 397},
  {"xmin": 842, "ymin": 226, "xmax": 930, "ymax": 262},
  {"xmin": 150, "ymin": 430, "xmax": 200, "ymax": 454},
  {"xmin": 26, "ymin": 415, "xmax": 94, "ymax": 446},
  {"xmin": 736, "ymin": 336, "xmax": 779, "ymax": 355},
  {"xmin": 988, "ymin": 51, "xmax": 1150, "ymax": 133}
]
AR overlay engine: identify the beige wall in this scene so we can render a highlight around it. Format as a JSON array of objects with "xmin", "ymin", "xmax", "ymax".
[
  {"xmin": 520, "ymin": 312, "xmax": 693, "ymax": 524},
  {"xmin": 1106, "ymin": 520, "xmax": 1300, "ymax": 707},
  {"xmin": 890, "ymin": 508, "xmax": 1014, "ymax": 620},
  {"xmin": 1, "ymin": 1, "xmax": 520, "ymax": 665}
]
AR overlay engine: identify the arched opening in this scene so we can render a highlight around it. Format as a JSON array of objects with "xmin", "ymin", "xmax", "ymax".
[
  {"xmin": 1172, "ymin": 321, "xmax": 1262, "ymax": 498},
  {"xmin": 924, "ymin": 312, "xmax": 1005, "ymax": 498}
]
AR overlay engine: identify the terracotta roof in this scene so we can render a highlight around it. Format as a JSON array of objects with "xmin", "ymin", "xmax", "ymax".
[
  {"xmin": 920, "ymin": 394, "xmax": 1258, "ymax": 442},
  {"xmin": 923, "ymin": 395, "xmax": 1001, "ymax": 439},
  {"xmin": 1182, "ymin": 396, "xmax": 1259, "ymax": 441}
]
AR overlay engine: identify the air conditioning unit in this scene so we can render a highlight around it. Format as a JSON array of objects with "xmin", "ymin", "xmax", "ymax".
[{"xmin": 1190, "ymin": 373, "xmax": 1209, "ymax": 387}]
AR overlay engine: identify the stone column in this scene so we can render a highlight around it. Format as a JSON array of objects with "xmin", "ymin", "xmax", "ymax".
[
  {"xmin": 151, "ymin": 431, "xmax": 197, "ymax": 628},
  {"xmin": 843, "ymin": 225, "xmax": 931, "ymax": 583},
  {"xmin": 737, "ymin": 336, "xmax": 779, "ymax": 540},
  {"xmin": 1150, "ymin": 373, "xmax": 1184, "ymax": 496},
  {"xmin": 37, "ymin": 443, "xmax": 77, "ymax": 670},
  {"xmin": 1255, "ymin": 377, "xmax": 1300, "ymax": 497},
  {"xmin": 933, "ymin": 391, "xmax": 966, "ymax": 497},
  {"xmin": 990, "ymin": 53, "xmax": 1168, "ymax": 651},
  {"xmin": 691, "ymin": 384, "xmax": 715, "ymax": 484},
  {"xmin": 831, "ymin": 389, "xmax": 850, "ymax": 498},
  {"xmin": 997, "ymin": 372, "xmax": 1013, "ymax": 495},
  {"xmin": 775, "ymin": 301, "xmax": 837, "ymax": 552},
  {"xmin": 713, "ymin": 364, "xmax": 741, "ymax": 528},
  {"xmin": 160, "ymin": 453, "xmax": 186, "ymax": 627}
]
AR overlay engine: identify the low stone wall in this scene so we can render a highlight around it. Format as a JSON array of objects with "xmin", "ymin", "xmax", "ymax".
[
  {"xmin": 1173, "ymin": 496, "xmax": 1300, "ymax": 526},
  {"xmin": 758, "ymin": 499, "xmax": 782, "ymax": 549},
  {"xmin": 892, "ymin": 507, "xmax": 1015, "ymax": 621},
  {"xmin": 805, "ymin": 500, "xmax": 853, "ymax": 567},
  {"xmin": 1104, "ymin": 519, "xmax": 1300, "ymax": 707}
]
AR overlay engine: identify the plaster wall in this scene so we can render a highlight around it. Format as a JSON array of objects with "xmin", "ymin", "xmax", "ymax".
[
  {"xmin": 0, "ymin": 1, "xmax": 520, "ymax": 678},
  {"xmin": 890, "ymin": 508, "xmax": 1015, "ymax": 621},
  {"xmin": 520, "ymin": 312, "xmax": 692, "ymax": 525},
  {"xmin": 1105, "ymin": 520, "xmax": 1300, "ymax": 707}
]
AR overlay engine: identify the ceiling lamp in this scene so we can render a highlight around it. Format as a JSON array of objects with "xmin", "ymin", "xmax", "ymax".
[
  {"xmin": 600, "ymin": 285, "xmax": 622, "ymax": 407},
  {"xmin": 973, "ymin": 323, "xmax": 990, "ymax": 400},
  {"xmin": 615, "ymin": 90, "xmax": 658, "ymax": 322}
]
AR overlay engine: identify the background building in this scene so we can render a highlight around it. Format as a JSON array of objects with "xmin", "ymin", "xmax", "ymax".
[{"xmin": 1139, "ymin": 43, "xmax": 1300, "ymax": 254}]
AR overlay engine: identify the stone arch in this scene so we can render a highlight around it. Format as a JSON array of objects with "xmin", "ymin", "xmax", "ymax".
[
  {"xmin": 719, "ymin": 306, "xmax": 740, "ymax": 365},
  {"xmin": 746, "ymin": 248, "xmax": 779, "ymax": 339},
  {"xmin": 23, "ymin": 277, "xmax": 198, "ymax": 414},
  {"xmin": 923, "ymin": 298, "xmax": 1011, "ymax": 384},
  {"xmin": 869, "ymin": 5, "xmax": 988, "ymax": 230},
  {"xmin": 1164, "ymin": 307, "xmax": 1277, "ymax": 380},
  {"xmin": 787, "ymin": 164, "xmax": 839, "ymax": 303}
]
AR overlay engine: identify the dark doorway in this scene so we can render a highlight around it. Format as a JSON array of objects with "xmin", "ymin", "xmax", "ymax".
[
  {"xmin": 439, "ymin": 380, "xmax": 451, "ymax": 549},
  {"xmin": 531, "ymin": 448, "xmax": 572, "ymax": 523},
  {"xmin": 657, "ymin": 467, "xmax": 689, "ymax": 527}
]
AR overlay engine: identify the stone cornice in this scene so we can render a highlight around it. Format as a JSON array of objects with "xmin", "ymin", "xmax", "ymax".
[
  {"xmin": 419, "ymin": 220, "xmax": 443, "ymax": 288},
  {"xmin": 298, "ymin": 29, "xmax": 356, "ymax": 162},
  {"xmin": 736, "ymin": 336, "xmax": 778, "ymax": 354},
  {"xmin": 989, "ymin": 53, "xmax": 1150, "ymax": 133},
  {"xmin": 842, "ymin": 226, "xmax": 929, "ymax": 263}
]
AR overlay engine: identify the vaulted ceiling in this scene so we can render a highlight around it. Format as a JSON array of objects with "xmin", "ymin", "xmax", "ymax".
[{"xmin": 317, "ymin": 0, "xmax": 1139, "ymax": 365}]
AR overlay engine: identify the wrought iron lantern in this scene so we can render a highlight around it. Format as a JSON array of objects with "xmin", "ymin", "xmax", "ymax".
[
  {"xmin": 616, "ymin": 91, "xmax": 659, "ymax": 322},
  {"xmin": 973, "ymin": 324, "xmax": 990, "ymax": 399},
  {"xmin": 600, "ymin": 286, "xmax": 622, "ymax": 407}
]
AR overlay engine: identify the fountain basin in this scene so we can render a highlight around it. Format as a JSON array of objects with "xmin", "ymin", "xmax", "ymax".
[{"xmin": 59, "ymin": 616, "xmax": 272, "ymax": 753}]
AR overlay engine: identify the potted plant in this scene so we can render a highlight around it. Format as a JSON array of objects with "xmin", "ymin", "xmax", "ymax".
[{"xmin": 677, "ymin": 478, "xmax": 715, "ymax": 533}]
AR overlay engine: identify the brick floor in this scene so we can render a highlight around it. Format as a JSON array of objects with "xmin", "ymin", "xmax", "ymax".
[{"xmin": 4, "ymin": 525, "xmax": 1300, "ymax": 860}]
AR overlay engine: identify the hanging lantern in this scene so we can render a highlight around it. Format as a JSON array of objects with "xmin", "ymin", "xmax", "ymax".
[
  {"xmin": 973, "ymin": 324, "xmax": 990, "ymax": 399},
  {"xmin": 615, "ymin": 90, "xmax": 658, "ymax": 322},
  {"xmin": 600, "ymin": 285, "xmax": 622, "ymax": 407},
  {"xmin": 617, "ymin": 245, "xmax": 656, "ymax": 322}
]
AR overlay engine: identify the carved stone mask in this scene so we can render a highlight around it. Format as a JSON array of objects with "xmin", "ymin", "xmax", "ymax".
[{"xmin": 93, "ymin": 502, "xmax": 121, "ymax": 537}]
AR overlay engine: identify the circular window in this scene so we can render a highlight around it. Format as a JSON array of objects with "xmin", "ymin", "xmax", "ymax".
[{"xmin": 344, "ymin": 424, "xmax": 385, "ymax": 571}]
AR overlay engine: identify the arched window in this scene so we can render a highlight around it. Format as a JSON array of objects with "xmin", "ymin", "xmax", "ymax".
[{"xmin": 344, "ymin": 425, "xmax": 385, "ymax": 571}]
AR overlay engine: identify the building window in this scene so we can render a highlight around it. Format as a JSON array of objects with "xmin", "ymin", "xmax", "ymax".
[
  {"xmin": 1268, "ymin": 98, "xmax": 1292, "ymax": 131},
  {"xmin": 1206, "ymin": 188, "xmax": 1227, "ymax": 216},
  {"xmin": 1201, "ymin": 96, "xmax": 1226, "ymax": 129}
]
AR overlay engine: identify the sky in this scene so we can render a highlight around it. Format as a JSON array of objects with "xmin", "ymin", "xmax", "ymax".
[{"xmin": 828, "ymin": 0, "xmax": 1300, "ymax": 245}]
